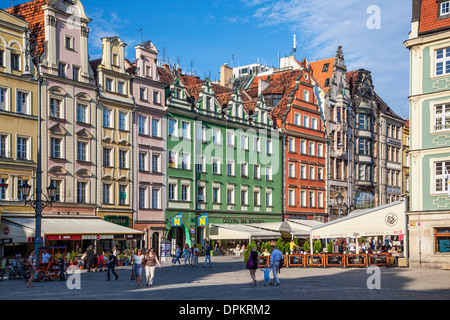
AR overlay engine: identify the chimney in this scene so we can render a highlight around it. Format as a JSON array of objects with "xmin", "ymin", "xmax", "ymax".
[{"xmin": 220, "ymin": 63, "xmax": 233, "ymax": 88}]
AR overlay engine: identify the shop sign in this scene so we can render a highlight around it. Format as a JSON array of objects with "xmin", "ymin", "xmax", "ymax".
[
  {"xmin": 222, "ymin": 218, "xmax": 265, "ymax": 224},
  {"xmin": 3, "ymin": 227, "xmax": 9, "ymax": 235},
  {"xmin": 27, "ymin": 237, "xmax": 43, "ymax": 243},
  {"xmin": 47, "ymin": 235, "xmax": 82, "ymax": 241},
  {"xmin": 105, "ymin": 216, "xmax": 130, "ymax": 227},
  {"xmin": 198, "ymin": 213, "xmax": 208, "ymax": 226},
  {"xmin": 172, "ymin": 213, "xmax": 182, "ymax": 227},
  {"xmin": 82, "ymin": 234, "xmax": 114, "ymax": 240}
]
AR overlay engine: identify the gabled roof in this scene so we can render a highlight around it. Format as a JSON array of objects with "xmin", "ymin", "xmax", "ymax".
[
  {"xmin": 5, "ymin": 0, "xmax": 47, "ymax": 56},
  {"xmin": 418, "ymin": 0, "xmax": 450, "ymax": 35},
  {"xmin": 309, "ymin": 57, "xmax": 335, "ymax": 93}
]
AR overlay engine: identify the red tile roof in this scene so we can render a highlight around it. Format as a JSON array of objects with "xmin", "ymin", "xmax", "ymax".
[
  {"xmin": 309, "ymin": 57, "xmax": 335, "ymax": 93},
  {"xmin": 419, "ymin": 0, "xmax": 450, "ymax": 34},
  {"xmin": 5, "ymin": 0, "xmax": 47, "ymax": 56}
]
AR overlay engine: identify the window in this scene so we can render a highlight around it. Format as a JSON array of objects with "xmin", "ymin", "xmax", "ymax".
[
  {"xmin": 197, "ymin": 155, "xmax": 205, "ymax": 172},
  {"xmin": 119, "ymin": 112, "xmax": 127, "ymax": 130},
  {"xmin": 318, "ymin": 167, "xmax": 324, "ymax": 181},
  {"xmin": 119, "ymin": 150, "xmax": 127, "ymax": 168},
  {"xmin": 168, "ymin": 150, "xmax": 177, "ymax": 168},
  {"xmin": 300, "ymin": 140, "xmax": 306, "ymax": 154},
  {"xmin": 288, "ymin": 163, "xmax": 295, "ymax": 178},
  {"xmin": 253, "ymin": 137, "xmax": 260, "ymax": 152},
  {"xmin": 105, "ymin": 78, "xmax": 113, "ymax": 91},
  {"xmin": 253, "ymin": 164, "xmax": 260, "ymax": 179},
  {"xmin": 17, "ymin": 91, "xmax": 28, "ymax": 114},
  {"xmin": 317, "ymin": 143, "xmax": 323, "ymax": 157},
  {"xmin": 324, "ymin": 78, "xmax": 330, "ymax": 87},
  {"xmin": 309, "ymin": 166, "xmax": 315, "ymax": 180},
  {"xmin": 300, "ymin": 190, "xmax": 307, "ymax": 207},
  {"xmin": 197, "ymin": 186, "xmax": 205, "ymax": 202},
  {"xmin": 77, "ymin": 141, "xmax": 88, "ymax": 161},
  {"xmin": 358, "ymin": 164, "xmax": 373, "ymax": 182},
  {"xmin": 265, "ymin": 166, "xmax": 272, "ymax": 181},
  {"xmin": 300, "ymin": 164, "xmax": 306, "ymax": 179},
  {"xmin": 312, "ymin": 117, "xmax": 318, "ymax": 130},
  {"xmin": 152, "ymin": 154, "xmax": 160, "ymax": 172},
  {"xmin": 77, "ymin": 182, "xmax": 87, "ymax": 203},
  {"xmin": 103, "ymin": 148, "xmax": 112, "ymax": 167},
  {"xmin": 358, "ymin": 138, "xmax": 372, "ymax": 156},
  {"xmin": 139, "ymin": 187, "xmax": 147, "ymax": 208},
  {"xmin": 152, "ymin": 189, "xmax": 160, "ymax": 209},
  {"xmin": 309, "ymin": 191, "xmax": 315, "ymax": 208},
  {"xmin": 213, "ymin": 187, "xmax": 220, "ymax": 203},
  {"xmin": 318, "ymin": 191, "xmax": 324, "ymax": 208},
  {"xmin": 138, "ymin": 116, "xmax": 147, "ymax": 135},
  {"xmin": 0, "ymin": 87, "xmax": 7, "ymax": 111},
  {"xmin": 58, "ymin": 63, "xmax": 66, "ymax": 77},
  {"xmin": 17, "ymin": 136, "xmax": 28, "ymax": 159},
  {"xmin": 212, "ymin": 158, "xmax": 220, "ymax": 174},
  {"xmin": 322, "ymin": 63, "xmax": 329, "ymax": 72},
  {"xmin": 241, "ymin": 162, "xmax": 248, "ymax": 177},
  {"xmin": 112, "ymin": 53, "xmax": 118, "ymax": 66},
  {"xmin": 266, "ymin": 139, "xmax": 272, "ymax": 155},
  {"xmin": 153, "ymin": 90, "xmax": 161, "ymax": 104},
  {"xmin": 103, "ymin": 109, "xmax": 112, "ymax": 127},
  {"xmin": 119, "ymin": 185, "xmax": 127, "ymax": 205},
  {"xmin": 196, "ymin": 124, "xmax": 206, "ymax": 142},
  {"xmin": 435, "ymin": 105, "xmax": 450, "ymax": 131},
  {"xmin": 76, "ymin": 104, "xmax": 87, "ymax": 123},
  {"xmin": 434, "ymin": 228, "xmax": 450, "ymax": 253},
  {"xmin": 16, "ymin": 179, "xmax": 26, "ymax": 201},
  {"xmin": 436, "ymin": 47, "xmax": 450, "ymax": 76},
  {"xmin": 117, "ymin": 81, "xmax": 124, "ymax": 94},
  {"xmin": 336, "ymin": 107, "xmax": 341, "ymax": 122},
  {"xmin": 0, "ymin": 50, "xmax": 4, "ymax": 67},
  {"xmin": 309, "ymin": 141, "xmax": 315, "ymax": 156},
  {"xmin": 253, "ymin": 190, "xmax": 260, "ymax": 206},
  {"xmin": 303, "ymin": 115, "xmax": 310, "ymax": 128},
  {"xmin": 240, "ymin": 189, "xmax": 248, "ymax": 205},
  {"xmin": 265, "ymin": 189, "xmax": 273, "ymax": 207},
  {"xmin": 441, "ymin": 1, "xmax": 450, "ymax": 16},
  {"xmin": 11, "ymin": 53, "xmax": 20, "ymax": 71},
  {"xmin": 358, "ymin": 114, "xmax": 372, "ymax": 130},
  {"xmin": 0, "ymin": 134, "xmax": 8, "ymax": 158},
  {"xmin": 65, "ymin": 36, "xmax": 74, "ymax": 49},
  {"xmin": 181, "ymin": 184, "xmax": 189, "ymax": 201},
  {"xmin": 288, "ymin": 137, "xmax": 295, "ymax": 152},
  {"xmin": 50, "ymin": 180, "xmax": 61, "ymax": 202},
  {"xmin": 288, "ymin": 189, "xmax": 295, "ymax": 206},
  {"xmin": 152, "ymin": 118, "xmax": 160, "ymax": 137},
  {"xmin": 181, "ymin": 121, "xmax": 190, "ymax": 139},
  {"xmin": 227, "ymin": 160, "xmax": 235, "ymax": 176},
  {"xmin": 50, "ymin": 98, "xmax": 61, "ymax": 118},
  {"xmin": 168, "ymin": 184, "xmax": 176, "ymax": 201},
  {"xmin": 103, "ymin": 183, "xmax": 112, "ymax": 204},
  {"xmin": 434, "ymin": 161, "xmax": 450, "ymax": 193},
  {"xmin": 139, "ymin": 87, "xmax": 147, "ymax": 100},
  {"xmin": 295, "ymin": 113, "xmax": 301, "ymax": 126},
  {"xmin": 168, "ymin": 118, "xmax": 177, "ymax": 137},
  {"xmin": 241, "ymin": 134, "xmax": 248, "ymax": 150},
  {"xmin": 212, "ymin": 128, "xmax": 221, "ymax": 144},
  {"xmin": 73, "ymin": 66, "xmax": 80, "ymax": 81},
  {"xmin": 304, "ymin": 90, "xmax": 310, "ymax": 102},
  {"xmin": 139, "ymin": 152, "xmax": 147, "ymax": 171},
  {"xmin": 206, "ymin": 97, "xmax": 212, "ymax": 110},
  {"xmin": 180, "ymin": 153, "xmax": 189, "ymax": 170},
  {"xmin": 226, "ymin": 131, "xmax": 235, "ymax": 146},
  {"xmin": 227, "ymin": 187, "xmax": 235, "ymax": 205}
]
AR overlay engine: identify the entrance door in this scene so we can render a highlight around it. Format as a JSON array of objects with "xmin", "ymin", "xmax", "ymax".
[{"xmin": 168, "ymin": 227, "xmax": 185, "ymax": 254}]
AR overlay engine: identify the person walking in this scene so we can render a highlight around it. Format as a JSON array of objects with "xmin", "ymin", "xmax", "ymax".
[
  {"xmin": 106, "ymin": 250, "xmax": 119, "ymax": 281},
  {"xmin": 269, "ymin": 245, "xmax": 283, "ymax": 286},
  {"xmin": 132, "ymin": 249, "xmax": 145, "ymax": 287},
  {"xmin": 192, "ymin": 245, "xmax": 199, "ymax": 267},
  {"xmin": 143, "ymin": 248, "xmax": 161, "ymax": 286},
  {"xmin": 248, "ymin": 246, "xmax": 259, "ymax": 286},
  {"xmin": 203, "ymin": 241, "xmax": 212, "ymax": 268},
  {"xmin": 214, "ymin": 241, "xmax": 221, "ymax": 256},
  {"xmin": 172, "ymin": 245, "xmax": 181, "ymax": 266},
  {"xmin": 183, "ymin": 244, "xmax": 191, "ymax": 266},
  {"xmin": 26, "ymin": 250, "xmax": 37, "ymax": 288}
]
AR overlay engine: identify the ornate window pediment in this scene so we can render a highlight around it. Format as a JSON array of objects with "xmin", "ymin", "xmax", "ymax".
[
  {"xmin": 76, "ymin": 168, "xmax": 92, "ymax": 178},
  {"xmin": 76, "ymin": 128, "xmax": 93, "ymax": 139},
  {"xmin": 48, "ymin": 166, "xmax": 67, "ymax": 175},
  {"xmin": 49, "ymin": 123, "xmax": 68, "ymax": 136},
  {"xmin": 48, "ymin": 86, "xmax": 67, "ymax": 97}
]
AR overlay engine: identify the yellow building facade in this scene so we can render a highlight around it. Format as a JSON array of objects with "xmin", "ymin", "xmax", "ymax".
[
  {"xmin": 0, "ymin": 10, "xmax": 38, "ymax": 221},
  {"xmin": 92, "ymin": 37, "xmax": 134, "ymax": 228}
]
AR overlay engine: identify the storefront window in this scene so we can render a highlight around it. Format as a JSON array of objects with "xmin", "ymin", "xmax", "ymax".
[{"xmin": 435, "ymin": 228, "xmax": 450, "ymax": 253}]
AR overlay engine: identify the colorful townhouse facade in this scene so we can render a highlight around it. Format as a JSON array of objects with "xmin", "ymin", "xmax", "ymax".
[
  {"xmin": 127, "ymin": 41, "xmax": 167, "ymax": 251},
  {"xmin": 0, "ymin": 9, "xmax": 38, "ymax": 252},
  {"xmin": 158, "ymin": 65, "xmax": 283, "ymax": 250},
  {"xmin": 404, "ymin": 0, "xmax": 450, "ymax": 268},
  {"xmin": 402, "ymin": 119, "xmax": 410, "ymax": 197}
]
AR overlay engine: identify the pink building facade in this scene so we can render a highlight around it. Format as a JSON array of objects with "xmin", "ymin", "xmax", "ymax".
[{"xmin": 128, "ymin": 41, "xmax": 166, "ymax": 250}]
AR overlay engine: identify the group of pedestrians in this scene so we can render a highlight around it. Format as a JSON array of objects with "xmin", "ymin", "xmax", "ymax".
[
  {"xmin": 247, "ymin": 245, "xmax": 283, "ymax": 286},
  {"xmin": 172, "ymin": 242, "xmax": 212, "ymax": 268}
]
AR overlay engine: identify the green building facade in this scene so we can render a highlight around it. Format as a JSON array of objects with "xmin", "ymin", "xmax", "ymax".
[{"xmin": 164, "ymin": 77, "xmax": 283, "ymax": 250}]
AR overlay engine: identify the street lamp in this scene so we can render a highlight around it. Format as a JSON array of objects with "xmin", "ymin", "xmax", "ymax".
[{"xmin": 20, "ymin": 181, "xmax": 57, "ymax": 260}]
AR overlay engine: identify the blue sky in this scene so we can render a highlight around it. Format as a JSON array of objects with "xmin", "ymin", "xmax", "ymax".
[{"xmin": 5, "ymin": 0, "xmax": 412, "ymax": 118}]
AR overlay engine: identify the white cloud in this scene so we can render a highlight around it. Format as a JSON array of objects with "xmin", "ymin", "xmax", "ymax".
[{"xmin": 250, "ymin": 0, "xmax": 411, "ymax": 117}]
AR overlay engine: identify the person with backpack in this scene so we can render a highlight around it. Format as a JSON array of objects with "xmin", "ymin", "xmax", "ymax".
[{"xmin": 269, "ymin": 245, "xmax": 283, "ymax": 286}]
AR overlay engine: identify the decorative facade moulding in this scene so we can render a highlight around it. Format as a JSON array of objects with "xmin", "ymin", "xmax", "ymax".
[
  {"xmin": 81, "ymin": 26, "xmax": 89, "ymax": 38},
  {"xmin": 46, "ymin": 15, "xmax": 57, "ymax": 27}
]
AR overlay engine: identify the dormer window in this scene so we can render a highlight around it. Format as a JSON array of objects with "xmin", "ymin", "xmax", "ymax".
[
  {"xmin": 146, "ymin": 65, "xmax": 152, "ymax": 78},
  {"xmin": 112, "ymin": 53, "xmax": 119, "ymax": 66},
  {"xmin": 441, "ymin": 1, "xmax": 450, "ymax": 16},
  {"xmin": 322, "ymin": 63, "xmax": 329, "ymax": 72}
]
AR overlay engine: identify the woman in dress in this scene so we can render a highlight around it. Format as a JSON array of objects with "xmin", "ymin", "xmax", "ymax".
[
  {"xmin": 143, "ymin": 248, "xmax": 161, "ymax": 286},
  {"xmin": 132, "ymin": 249, "xmax": 145, "ymax": 287},
  {"xmin": 248, "ymin": 246, "xmax": 259, "ymax": 286}
]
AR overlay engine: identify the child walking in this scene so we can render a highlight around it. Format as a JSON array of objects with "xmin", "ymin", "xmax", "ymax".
[{"xmin": 261, "ymin": 264, "xmax": 271, "ymax": 286}]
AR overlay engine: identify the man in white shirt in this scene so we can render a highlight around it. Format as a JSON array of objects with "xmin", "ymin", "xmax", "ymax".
[
  {"xmin": 41, "ymin": 249, "xmax": 51, "ymax": 264},
  {"xmin": 269, "ymin": 245, "xmax": 283, "ymax": 286}
]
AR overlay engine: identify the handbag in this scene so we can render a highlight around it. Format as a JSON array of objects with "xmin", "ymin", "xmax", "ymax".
[{"xmin": 246, "ymin": 257, "xmax": 254, "ymax": 269}]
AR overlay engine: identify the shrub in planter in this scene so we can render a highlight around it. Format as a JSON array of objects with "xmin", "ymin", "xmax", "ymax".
[
  {"xmin": 303, "ymin": 241, "xmax": 310, "ymax": 253},
  {"xmin": 313, "ymin": 239, "xmax": 322, "ymax": 254}
]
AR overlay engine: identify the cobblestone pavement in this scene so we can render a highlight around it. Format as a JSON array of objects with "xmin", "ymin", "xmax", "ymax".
[{"xmin": 0, "ymin": 255, "xmax": 449, "ymax": 300}]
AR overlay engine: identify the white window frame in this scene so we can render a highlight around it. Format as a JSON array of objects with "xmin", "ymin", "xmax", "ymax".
[
  {"xmin": 434, "ymin": 160, "xmax": 450, "ymax": 193},
  {"xmin": 435, "ymin": 47, "xmax": 450, "ymax": 76},
  {"xmin": 441, "ymin": 1, "xmax": 450, "ymax": 16},
  {"xmin": 435, "ymin": 104, "xmax": 450, "ymax": 132},
  {"xmin": 0, "ymin": 86, "xmax": 9, "ymax": 111},
  {"xmin": 288, "ymin": 189, "xmax": 295, "ymax": 207}
]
